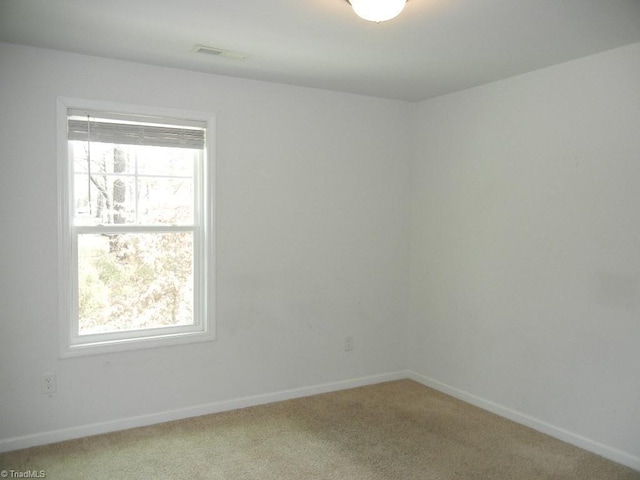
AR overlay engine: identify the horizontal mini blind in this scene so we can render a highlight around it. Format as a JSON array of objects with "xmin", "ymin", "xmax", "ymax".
[{"xmin": 67, "ymin": 110, "xmax": 205, "ymax": 149}]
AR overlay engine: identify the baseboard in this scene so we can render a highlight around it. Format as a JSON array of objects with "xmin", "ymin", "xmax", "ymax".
[
  {"xmin": 406, "ymin": 370, "xmax": 640, "ymax": 472},
  {"xmin": 0, "ymin": 370, "xmax": 406, "ymax": 454},
  {"xmin": 5, "ymin": 369, "xmax": 638, "ymax": 472}
]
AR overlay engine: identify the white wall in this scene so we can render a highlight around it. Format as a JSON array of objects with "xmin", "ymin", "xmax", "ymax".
[
  {"xmin": 409, "ymin": 42, "xmax": 640, "ymax": 462},
  {"xmin": 0, "ymin": 43, "xmax": 411, "ymax": 444}
]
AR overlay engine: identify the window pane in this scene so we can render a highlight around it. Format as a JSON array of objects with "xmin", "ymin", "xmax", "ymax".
[
  {"xmin": 74, "ymin": 174, "xmax": 136, "ymax": 225},
  {"xmin": 72, "ymin": 141, "xmax": 136, "ymax": 175},
  {"xmin": 71, "ymin": 141, "xmax": 196, "ymax": 226},
  {"xmin": 138, "ymin": 176, "xmax": 194, "ymax": 225},
  {"xmin": 77, "ymin": 232, "xmax": 194, "ymax": 335},
  {"xmin": 137, "ymin": 146, "xmax": 196, "ymax": 177}
]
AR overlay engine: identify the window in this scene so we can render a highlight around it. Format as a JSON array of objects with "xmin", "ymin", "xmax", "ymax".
[{"xmin": 57, "ymin": 98, "xmax": 215, "ymax": 357}]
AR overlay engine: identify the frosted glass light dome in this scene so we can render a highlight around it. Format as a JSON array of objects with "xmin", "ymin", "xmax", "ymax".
[{"xmin": 349, "ymin": 0, "xmax": 407, "ymax": 22}]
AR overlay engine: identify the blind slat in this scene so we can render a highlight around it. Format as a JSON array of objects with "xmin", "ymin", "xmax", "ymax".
[{"xmin": 68, "ymin": 119, "xmax": 205, "ymax": 149}]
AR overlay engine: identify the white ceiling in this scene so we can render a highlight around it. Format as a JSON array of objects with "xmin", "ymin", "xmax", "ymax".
[{"xmin": 1, "ymin": 0, "xmax": 640, "ymax": 102}]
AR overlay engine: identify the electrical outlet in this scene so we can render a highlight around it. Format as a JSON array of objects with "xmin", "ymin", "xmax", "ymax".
[
  {"xmin": 344, "ymin": 336, "xmax": 354, "ymax": 352},
  {"xmin": 41, "ymin": 373, "xmax": 57, "ymax": 395}
]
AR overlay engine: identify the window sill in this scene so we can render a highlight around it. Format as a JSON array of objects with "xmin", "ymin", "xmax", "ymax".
[{"xmin": 61, "ymin": 329, "xmax": 216, "ymax": 358}]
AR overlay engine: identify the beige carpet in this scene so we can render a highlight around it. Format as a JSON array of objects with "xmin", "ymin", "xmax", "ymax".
[{"xmin": 1, "ymin": 380, "xmax": 638, "ymax": 479}]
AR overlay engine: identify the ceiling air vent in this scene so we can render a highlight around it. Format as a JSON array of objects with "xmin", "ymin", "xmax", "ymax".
[{"xmin": 194, "ymin": 45, "xmax": 248, "ymax": 60}]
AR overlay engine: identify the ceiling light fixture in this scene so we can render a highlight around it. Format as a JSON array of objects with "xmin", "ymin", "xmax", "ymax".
[{"xmin": 346, "ymin": 0, "xmax": 408, "ymax": 22}]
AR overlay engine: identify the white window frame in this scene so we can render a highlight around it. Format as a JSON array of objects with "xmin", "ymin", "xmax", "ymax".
[{"xmin": 57, "ymin": 97, "xmax": 216, "ymax": 358}]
